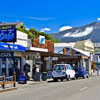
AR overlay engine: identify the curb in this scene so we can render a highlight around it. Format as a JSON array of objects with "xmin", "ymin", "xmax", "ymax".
[
  {"xmin": 0, "ymin": 87, "xmax": 17, "ymax": 93},
  {"xmin": 17, "ymin": 79, "xmax": 53, "ymax": 89}
]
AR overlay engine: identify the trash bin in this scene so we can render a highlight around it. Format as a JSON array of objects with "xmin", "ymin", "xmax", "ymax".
[
  {"xmin": 34, "ymin": 72, "xmax": 40, "ymax": 81},
  {"xmin": 42, "ymin": 72, "xmax": 47, "ymax": 81}
]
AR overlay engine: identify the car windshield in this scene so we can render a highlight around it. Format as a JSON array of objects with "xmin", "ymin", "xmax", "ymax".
[{"xmin": 54, "ymin": 65, "xmax": 64, "ymax": 71}]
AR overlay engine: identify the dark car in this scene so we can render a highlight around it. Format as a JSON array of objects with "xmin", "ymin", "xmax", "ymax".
[{"xmin": 74, "ymin": 66, "xmax": 89, "ymax": 79}]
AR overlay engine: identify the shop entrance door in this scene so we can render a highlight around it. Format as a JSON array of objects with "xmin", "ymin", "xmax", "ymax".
[
  {"xmin": 0, "ymin": 52, "xmax": 14, "ymax": 78},
  {"xmin": 14, "ymin": 57, "xmax": 21, "ymax": 81},
  {"xmin": 0, "ymin": 58, "xmax": 14, "ymax": 77}
]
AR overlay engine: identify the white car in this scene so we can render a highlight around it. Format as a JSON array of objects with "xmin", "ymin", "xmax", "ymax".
[{"xmin": 52, "ymin": 64, "xmax": 76, "ymax": 81}]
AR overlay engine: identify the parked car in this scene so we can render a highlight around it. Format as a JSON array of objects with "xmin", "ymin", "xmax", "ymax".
[
  {"xmin": 52, "ymin": 64, "xmax": 76, "ymax": 81},
  {"xmin": 74, "ymin": 66, "xmax": 89, "ymax": 79}
]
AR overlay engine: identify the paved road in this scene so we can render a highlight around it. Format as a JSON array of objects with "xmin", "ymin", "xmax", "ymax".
[{"xmin": 0, "ymin": 76, "xmax": 100, "ymax": 100}]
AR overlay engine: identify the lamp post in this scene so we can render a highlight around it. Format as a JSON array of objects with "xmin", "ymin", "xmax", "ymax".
[
  {"xmin": 90, "ymin": 52, "xmax": 94, "ymax": 75},
  {"xmin": 90, "ymin": 52, "xmax": 93, "ymax": 62}
]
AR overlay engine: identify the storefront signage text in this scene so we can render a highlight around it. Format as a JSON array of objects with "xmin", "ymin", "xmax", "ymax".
[
  {"xmin": 44, "ymin": 57, "xmax": 58, "ymax": 61},
  {"xmin": 0, "ymin": 28, "xmax": 16, "ymax": 42},
  {"xmin": 0, "ymin": 52, "xmax": 14, "ymax": 58}
]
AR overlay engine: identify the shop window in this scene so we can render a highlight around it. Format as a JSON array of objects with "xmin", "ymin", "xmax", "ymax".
[{"xmin": 46, "ymin": 60, "xmax": 52, "ymax": 71}]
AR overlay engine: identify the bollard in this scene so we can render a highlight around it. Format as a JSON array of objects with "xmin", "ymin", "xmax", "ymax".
[
  {"xmin": 13, "ymin": 72, "xmax": 16, "ymax": 87},
  {"xmin": 2, "ymin": 73, "xmax": 5, "ymax": 89}
]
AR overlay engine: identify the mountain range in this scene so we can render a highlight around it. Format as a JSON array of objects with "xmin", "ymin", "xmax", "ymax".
[{"xmin": 51, "ymin": 22, "xmax": 100, "ymax": 43}]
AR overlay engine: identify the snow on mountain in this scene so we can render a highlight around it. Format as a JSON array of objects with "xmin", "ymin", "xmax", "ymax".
[{"xmin": 51, "ymin": 22, "xmax": 100, "ymax": 43}]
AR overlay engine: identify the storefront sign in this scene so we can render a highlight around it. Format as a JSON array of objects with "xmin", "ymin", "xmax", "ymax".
[
  {"xmin": 0, "ymin": 52, "xmax": 14, "ymax": 58},
  {"xmin": 35, "ymin": 55, "xmax": 41, "ymax": 58},
  {"xmin": 39, "ymin": 35, "xmax": 45, "ymax": 44},
  {"xmin": 0, "ymin": 28, "xmax": 16, "ymax": 42},
  {"xmin": 44, "ymin": 57, "xmax": 58, "ymax": 61},
  {"xmin": 59, "ymin": 56, "xmax": 79, "ymax": 59}
]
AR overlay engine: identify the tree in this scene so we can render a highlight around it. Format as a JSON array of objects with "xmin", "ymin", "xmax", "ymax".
[{"xmin": 17, "ymin": 27, "xmax": 59, "ymax": 43}]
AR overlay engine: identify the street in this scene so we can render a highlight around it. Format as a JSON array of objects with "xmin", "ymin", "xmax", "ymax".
[{"xmin": 0, "ymin": 76, "xmax": 100, "ymax": 100}]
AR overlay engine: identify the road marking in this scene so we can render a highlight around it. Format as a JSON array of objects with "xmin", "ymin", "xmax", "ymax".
[{"xmin": 80, "ymin": 87, "xmax": 88, "ymax": 91}]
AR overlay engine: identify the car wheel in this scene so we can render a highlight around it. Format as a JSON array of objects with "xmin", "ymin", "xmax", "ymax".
[
  {"xmin": 53, "ymin": 78, "xmax": 58, "ymax": 82},
  {"xmin": 83, "ymin": 75, "xmax": 86, "ymax": 79},
  {"xmin": 73, "ymin": 76, "xmax": 76, "ymax": 80},
  {"xmin": 86, "ymin": 75, "xmax": 89, "ymax": 78},
  {"xmin": 60, "ymin": 79, "xmax": 63, "ymax": 81},
  {"xmin": 67, "ymin": 75, "xmax": 70, "ymax": 81},
  {"xmin": 76, "ymin": 77, "xmax": 78, "ymax": 79}
]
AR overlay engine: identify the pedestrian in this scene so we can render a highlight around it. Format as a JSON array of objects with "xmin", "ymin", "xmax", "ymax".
[{"xmin": 23, "ymin": 63, "xmax": 30, "ymax": 80}]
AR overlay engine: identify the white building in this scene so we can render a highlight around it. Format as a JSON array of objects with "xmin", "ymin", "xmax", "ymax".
[
  {"xmin": 54, "ymin": 42, "xmax": 75, "ymax": 53},
  {"xmin": 14, "ymin": 30, "xmax": 48, "ymax": 78}
]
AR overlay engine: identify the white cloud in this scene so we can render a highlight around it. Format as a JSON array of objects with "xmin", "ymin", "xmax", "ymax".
[
  {"xmin": 97, "ymin": 18, "xmax": 100, "ymax": 21},
  {"xmin": 26, "ymin": 28, "xmax": 29, "ymax": 30},
  {"xmin": 40, "ymin": 28, "xmax": 51, "ymax": 32},
  {"xmin": 29, "ymin": 17, "xmax": 55, "ymax": 21},
  {"xmin": 63, "ymin": 26, "xmax": 93, "ymax": 38},
  {"xmin": 59, "ymin": 26, "xmax": 72, "ymax": 31}
]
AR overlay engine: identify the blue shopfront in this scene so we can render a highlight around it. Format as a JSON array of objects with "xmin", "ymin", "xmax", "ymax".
[{"xmin": 0, "ymin": 42, "xmax": 25, "ymax": 80}]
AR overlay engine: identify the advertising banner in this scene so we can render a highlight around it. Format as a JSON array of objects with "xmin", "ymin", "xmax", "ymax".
[
  {"xmin": 0, "ymin": 28, "xmax": 16, "ymax": 42},
  {"xmin": 39, "ymin": 35, "xmax": 45, "ymax": 44}
]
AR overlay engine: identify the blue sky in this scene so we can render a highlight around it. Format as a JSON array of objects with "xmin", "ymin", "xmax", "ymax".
[{"xmin": 0, "ymin": 0, "xmax": 100, "ymax": 33}]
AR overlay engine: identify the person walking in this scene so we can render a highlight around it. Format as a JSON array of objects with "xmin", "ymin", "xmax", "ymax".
[{"xmin": 23, "ymin": 63, "xmax": 30, "ymax": 80}]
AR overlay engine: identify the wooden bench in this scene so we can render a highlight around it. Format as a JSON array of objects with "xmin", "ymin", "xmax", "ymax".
[
  {"xmin": 0, "ymin": 81, "xmax": 16, "ymax": 89},
  {"xmin": 0, "ymin": 73, "xmax": 16, "ymax": 90}
]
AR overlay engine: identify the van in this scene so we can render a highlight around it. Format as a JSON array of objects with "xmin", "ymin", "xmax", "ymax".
[{"xmin": 52, "ymin": 64, "xmax": 76, "ymax": 81}]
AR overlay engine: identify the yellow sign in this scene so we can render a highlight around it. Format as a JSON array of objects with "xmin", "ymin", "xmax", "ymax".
[
  {"xmin": 92, "ymin": 66, "xmax": 96, "ymax": 70},
  {"xmin": 92, "ymin": 62, "xmax": 96, "ymax": 66}
]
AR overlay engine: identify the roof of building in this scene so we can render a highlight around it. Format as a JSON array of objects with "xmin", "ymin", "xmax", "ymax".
[
  {"xmin": 54, "ymin": 42, "xmax": 75, "ymax": 48},
  {"xmin": 94, "ymin": 43, "xmax": 100, "ymax": 47},
  {"xmin": 0, "ymin": 22, "xmax": 24, "ymax": 26},
  {"xmin": 73, "ymin": 48, "xmax": 90, "ymax": 57}
]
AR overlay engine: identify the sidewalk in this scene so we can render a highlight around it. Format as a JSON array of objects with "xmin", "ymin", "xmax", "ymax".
[{"xmin": 16, "ymin": 78, "xmax": 53, "ymax": 89}]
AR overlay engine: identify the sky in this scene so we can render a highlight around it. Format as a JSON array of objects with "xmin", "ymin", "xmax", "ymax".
[{"xmin": 0, "ymin": 0, "xmax": 100, "ymax": 33}]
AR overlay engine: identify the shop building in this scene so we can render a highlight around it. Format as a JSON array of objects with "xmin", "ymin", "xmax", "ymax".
[
  {"xmin": 54, "ymin": 42, "xmax": 92, "ymax": 74},
  {"xmin": 94, "ymin": 43, "xmax": 100, "ymax": 63},
  {"xmin": 0, "ymin": 22, "xmax": 24, "ymax": 29},
  {"xmin": 0, "ymin": 28, "xmax": 25, "ymax": 81},
  {"xmin": 13, "ymin": 30, "xmax": 48, "ymax": 79},
  {"xmin": 32, "ymin": 38, "xmax": 55, "ymax": 73},
  {"xmin": 73, "ymin": 39, "xmax": 95, "ymax": 53}
]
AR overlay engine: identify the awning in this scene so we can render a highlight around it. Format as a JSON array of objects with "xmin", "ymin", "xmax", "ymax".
[
  {"xmin": 0, "ymin": 42, "xmax": 25, "ymax": 52},
  {"xmin": 26, "ymin": 47, "xmax": 48, "ymax": 52}
]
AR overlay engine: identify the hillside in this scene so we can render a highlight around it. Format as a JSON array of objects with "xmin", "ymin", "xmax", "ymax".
[{"xmin": 51, "ymin": 22, "xmax": 100, "ymax": 43}]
